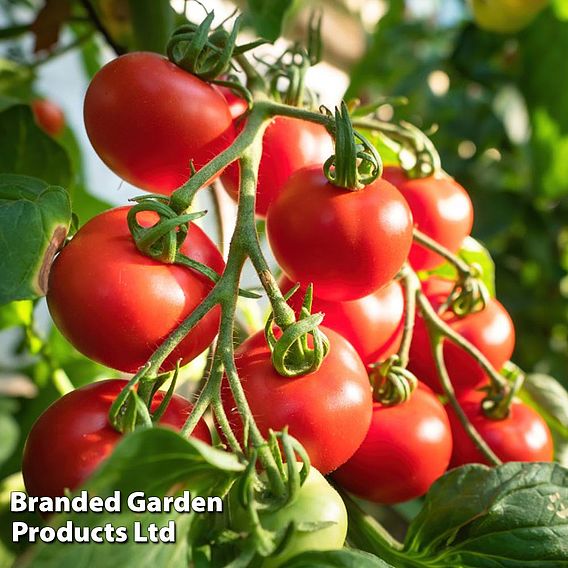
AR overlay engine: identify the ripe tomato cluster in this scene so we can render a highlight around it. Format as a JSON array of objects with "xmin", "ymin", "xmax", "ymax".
[{"xmin": 23, "ymin": 48, "xmax": 554, "ymax": 542}]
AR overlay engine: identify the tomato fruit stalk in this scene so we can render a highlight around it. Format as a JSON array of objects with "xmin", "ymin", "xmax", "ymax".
[
  {"xmin": 409, "ymin": 278, "xmax": 515, "ymax": 394},
  {"xmin": 221, "ymin": 115, "xmax": 334, "ymax": 217}
]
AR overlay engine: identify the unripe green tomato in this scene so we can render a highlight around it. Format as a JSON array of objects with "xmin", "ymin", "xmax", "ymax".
[
  {"xmin": 230, "ymin": 466, "xmax": 347, "ymax": 567},
  {"xmin": 470, "ymin": 0, "xmax": 549, "ymax": 33}
]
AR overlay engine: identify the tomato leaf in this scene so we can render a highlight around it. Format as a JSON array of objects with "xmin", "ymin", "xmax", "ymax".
[
  {"xmin": 403, "ymin": 462, "xmax": 568, "ymax": 566},
  {"xmin": 0, "ymin": 174, "xmax": 71, "ymax": 305},
  {"xmin": 422, "ymin": 236, "xmax": 496, "ymax": 297},
  {"xmin": 0, "ymin": 104, "xmax": 71, "ymax": 186},
  {"xmin": 20, "ymin": 428, "xmax": 244, "ymax": 567},
  {"xmin": 286, "ymin": 549, "xmax": 394, "ymax": 567},
  {"xmin": 520, "ymin": 373, "xmax": 568, "ymax": 466},
  {"xmin": 244, "ymin": 0, "xmax": 294, "ymax": 42},
  {"xmin": 553, "ymin": 0, "xmax": 568, "ymax": 20}
]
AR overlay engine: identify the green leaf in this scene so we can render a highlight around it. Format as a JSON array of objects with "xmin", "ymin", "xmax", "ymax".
[
  {"xmin": 286, "ymin": 549, "xmax": 394, "ymax": 568},
  {"xmin": 0, "ymin": 300, "xmax": 32, "ymax": 330},
  {"xmin": 21, "ymin": 429, "xmax": 244, "ymax": 567},
  {"xmin": 0, "ymin": 104, "xmax": 71, "ymax": 187},
  {"xmin": 244, "ymin": 0, "xmax": 294, "ymax": 42},
  {"xmin": 422, "ymin": 236, "xmax": 496, "ymax": 296},
  {"xmin": 553, "ymin": 0, "xmax": 568, "ymax": 20},
  {"xmin": 0, "ymin": 412, "xmax": 18, "ymax": 467},
  {"xmin": 520, "ymin": 374, "xmax": 568, "ymax": 466},
  {"xmin": 0, "ymin": 174, "xmax": 71, "ymax": 304},
  {"xmin": 521, "ymin": 12, "xmax": 568, "ymax": 199},
  {"xmin": 128, "ymin": 0, "xmax": 174, "ymax": 54},
  {"xmin": 404, "ymin": 462, "xmax": 568, "ymax": 566}
]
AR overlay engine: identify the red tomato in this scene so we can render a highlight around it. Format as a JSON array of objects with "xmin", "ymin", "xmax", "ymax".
[
  {"xmin": 221, "ymin": 116, "xmax": 334, "ymax": 217},
  {"xmin": 382, "ymin": 166, "xmax": 474, "ymax": 271},
  {"xmin": 217, "ymin": 86, "xmax": 249, "ymax": 120},
  {"xmin": 221, "ymin": 328, "xmax": 373, "ymax": 474},
  {"xmin": 84, "ymin": 52, "xmax": 235, "ymax": 194},
  {"xmin": 22, "ymin": 379, "xmax": 211, "ymax": 498},
  {"xmin": 280, "ymin": 276, "xmax": 404, "ymax": 366},
  {"xmin": 47, "ymin": 206, "xmax": 224, "ymax": 373},
  {"xmin": 267, "ymin": 166, "xmax": 413, "ymax": 301},
  {"xmin": 408, "ymin": 278, "xmax": 515, "ymax": 394},
  {"xmin": 333, "ymin": 383, "xmax": 452, "ymax": 504},
  {"xmin": 31, "ymin": 98, "xmax": 65, "ymax": 136},
  {"xmin": 447, "ymin": 391, "xmax": 553, "ymax": 467}
]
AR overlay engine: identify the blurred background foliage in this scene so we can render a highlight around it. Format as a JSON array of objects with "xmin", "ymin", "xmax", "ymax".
[{"xmin": 0, "ymin": 0, "xmax": 567, "ymax": 563}]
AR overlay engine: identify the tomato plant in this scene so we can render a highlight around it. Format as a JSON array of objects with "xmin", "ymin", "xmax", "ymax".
[
  {"xmin": 221, "ymin": 116, "xmax": 334, "ymax": 217},
  {"xmin": 280, "ymin": 275, "xmax": 404, "ymax": 366},
  {"xmin": 22, "ymin": 379, "xmax": 211, "ymax": 499},
  {"xmin": 230, "ymin": 466, "xmax": 347, "ymax": 568},
  {"xmin": 409, "ymin": 277, "xmax": 515, "ymax": 394},
  {"xmin": 1, "ymin": 3, "xmax": 566, "ymax": 567},
  {"xmin": 31, "ymin": 99, "xmax": 65, "ymax": 136},
  {"xmin": 222, "ymin": 327, "xmax": 373, "ymax": 474},
  {"xmin": 382, "ymin": 166, "xmax": 474, "ymax": 271},
  {"xmin": 333, "ymin": 383, "xmax": 452, "ymax": 504},
  {"xmin": 267, "ymin": 165, "xmax": 413, "ymax": 301},
  {"xmin": 47, "ymin": 206, "xmax": 224, "ymax": 373},
  {"xmin": 84, "ymin": 52, "xmax": 235, "ymax": 194},
  {"xmin": 447, "ymin": 391, "xmax": 554, "ymax": 467}
]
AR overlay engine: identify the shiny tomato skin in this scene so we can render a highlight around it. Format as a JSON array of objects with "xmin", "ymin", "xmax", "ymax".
[
  {"xmin": 31, "ymin": 99, "xmax": 65, "ymax": 136},
  {"xmin": 84, "ymin": 52, "xmax": 235, "ymax": 194},
  {"xmin": 280, "ymin": 275, "xmax": 404, "ymax": 366},
  {"xmin": 447, "ymin": 391, "xmax": 553, "ymax": 467},
  {"xmin": 221, "ymin": 116, "xmax": 334, "ymax": 217},
  {"xmin": 267, "ymin": 166, "xmax": 413, "ymax": 301},
  {"xmin": 382, "ymin": 166, "xmax": 474, "ymax": 271},
  {"xmin": 221, "ymin": 327, "xmax": 373, "ymax": 474},
  {"xmin": 22, "ymin": 379, "xmax": 211, "ymax": 498},
  {"xmin": 333, "ymin": 383, "xmax": 452, "ymax": 504},
  {"xmin": 218, "ymin": 86, "xmax": 249, "ymax": 120},
  {"xmin": 47, "ymin": 206, "xmax": 224, "ymax": 373},
  {"xmin": 408, "ymin": 278, "xmax": 515, "ymax": 394}
]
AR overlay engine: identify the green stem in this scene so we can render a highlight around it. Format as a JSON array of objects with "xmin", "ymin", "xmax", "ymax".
[
  {"xmin": 412, "ymin": 228, "xmax": 471, "ymax": 277},
  {"xmin": 417, "ymin": 292, "xmax": 502, "ymax": 466},
  {"xmin": 169, "ymin": 106, "xmax": 269, "ymax": 213},
  {"xmin": 397, "ymin": 265, "xmax": 419, "ymax": 368},
  {"xmin": 416, "ymin": 290, "xmax": 508, "ymax": 392},
  {"xmin": 338, "ymin": 488, "xmax": 410, "ymax": 566}
]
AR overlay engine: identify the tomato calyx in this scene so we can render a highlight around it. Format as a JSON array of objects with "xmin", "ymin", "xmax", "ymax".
[
  {"xmin": 234, "ymin": 429, "xmax": 319, "ymax": 560},
  {"xmin": 166, "ymin": 10, "xmax": 266, "ymax": 81},
  {"xmin": 477, "ymin": 361, "xmax": 525, "ymax": 421},
  {"xmin": 107, "ymin": 365, "xmax": 181, "ymax": 433},
  {"xmin": 369, "ymin": 354, "xmax": 418, "ymax": 406},
  {"xmin": 324, "ymin": 102, "xmax": 382, "ymax": 190},
  {"xmin": 264, "ymin": 283, "xmax": 330, "ymax": 377}
]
